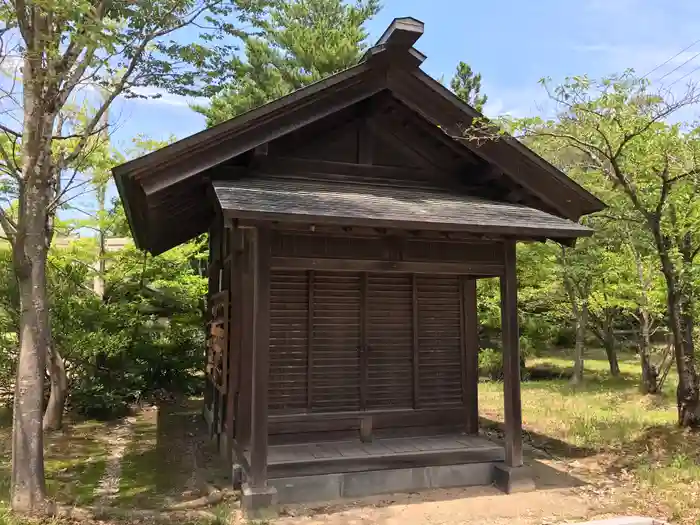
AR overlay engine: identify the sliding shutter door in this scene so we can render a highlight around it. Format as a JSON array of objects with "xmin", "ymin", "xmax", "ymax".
[
  {"xmin": 268, "ymin": 270, "xmax": 309, "ymax": 412},
  {"xmin": 366, "ymin": 273, "xmax": 414, "ymax": 409},
  {"xmin": 416, "ymin": 275, "xmax": 464, "ymax": 408},
  {"xmin": 310, "ymin": 271, "xmax": 362, "ymax": 412}
]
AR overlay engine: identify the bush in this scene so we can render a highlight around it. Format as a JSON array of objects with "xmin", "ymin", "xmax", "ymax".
[
  {"xmin": 478, "ymin": 347, "xmax": 502, "ymax": 380},
  {"xmin": 52, "ymin": 240, "xmax": 207, "ymax": 419}
]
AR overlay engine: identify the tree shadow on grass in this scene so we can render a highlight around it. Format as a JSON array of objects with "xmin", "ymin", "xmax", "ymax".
[
  {"xmin": 525, "ymin": 365, "xmax": 641, "ymax": 394},
  {"xmin": 480, "ymin": 416, "xmax": 598, "ymax": 459},
  {"xmin": 114, "ymin": 398, "xmax": 229, "ymax": 510},
  {"xmin": 604, "ymin": 424, "xmax": 700, "ymax": 475},
  {"xmin": 0, "ymin": 410, "xmax": 111, "ymax": 509}
]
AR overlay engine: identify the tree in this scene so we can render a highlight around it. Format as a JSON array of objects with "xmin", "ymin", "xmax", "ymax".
[
  {"xmin": 195, "ymin": 0, "xmax": 380, "ymax": 125},
  {"xmin": 450, "ymin": 61, "xmax": 488, "ymax": 113},
  {"xmin": 0, "ymin": 0, "xmax": 263, "ymax": 513},
  {"xmin": 516, "ymin": 73, "xmax": 700, "ymax": 425}
]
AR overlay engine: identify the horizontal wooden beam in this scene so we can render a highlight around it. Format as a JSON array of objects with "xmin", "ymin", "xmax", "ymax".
[
  {"xmin": 230, "ymin": 212, "xmax": 587, "ymax": 241},
  {"xmin": 271, "ymin": 256, "xmax": 502, "ymax": 276},
  {"xmin": 269, "ymin": 407, "xmax": 466, "ymax": 433},
  {"xmin": 256, "ymin": 156, "xmax": 440, "ymax": 180}
]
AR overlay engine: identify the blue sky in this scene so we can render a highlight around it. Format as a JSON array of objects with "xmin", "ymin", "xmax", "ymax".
[{"xmin": 110, "ymin": 0, "xmax": 700, "ymax": 154}]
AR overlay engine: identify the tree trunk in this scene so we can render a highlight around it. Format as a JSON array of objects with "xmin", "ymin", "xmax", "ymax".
[
  {"xmin": 11, "ymin": 64, "xmax": 56, "ymax": 510},
  {"xmin": 602, "ymin": 312, "xmax": 620, "ymax": 377},
  {"xmin": 639, "ymin": 310, "xmax": 658, "ymax": 394},
  {"xmin": 11, "ymin": 197, "xmax": 51, "ymax": 513},
  {"xmin": 43, "ymin": 344, "xmax": 67, "ymax": 431},
  {"xmin": 571, "ymin": 298, "xmax": 588, "ymax": 385},
  {"xmin": 656, "ymin": 246, "xmax": 700, "ymax": 426}
]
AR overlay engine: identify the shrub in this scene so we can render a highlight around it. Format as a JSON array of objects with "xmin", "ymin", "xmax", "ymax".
[{"xmin": 478, "ymin": 347, "xmax": 502, "ymax": 380}]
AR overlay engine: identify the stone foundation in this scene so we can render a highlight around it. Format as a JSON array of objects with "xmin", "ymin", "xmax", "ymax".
[{"xmin": 269, "ymin": 461, "xmax": 498, "ymax": 505}]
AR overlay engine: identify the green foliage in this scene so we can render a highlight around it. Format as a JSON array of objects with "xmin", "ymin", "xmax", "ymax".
[
  {"xmin": 67, "ymin": 240, "xmax": 207, "ymax": 418},
  {"xmin": 195, "ymin": 0, "xmax": 380, "ymax": 125},
  {"xmin": 0, "ymin": 237, "xmax": 207, "ymax": 417},
  {"xmin": 478, "ymin": 347, "xmax": 502, "ymax": 380},
  {"xmin": 450, "ymin": 61, "xmax": 488, "ymax": 112}
]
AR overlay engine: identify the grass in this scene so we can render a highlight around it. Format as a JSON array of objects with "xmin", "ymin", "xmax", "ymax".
[
  {"xmin": 481, "ymin": 348, "xmax": 700, "ymax": 524},
  {"xmin": 0, "ymin": 400, "xmax": 233, "ymax": 525},
  {"xmin": 0, "ymin": 408, "xmax": 110, "ymax": 514}
]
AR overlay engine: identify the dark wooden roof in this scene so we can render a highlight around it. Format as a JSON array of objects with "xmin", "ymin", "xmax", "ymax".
[
  {"xmin": 213, "ymin": 177, "xmax": 592, "ymax": 240},
  {"xmin": 112, "ymin": 16, "xmax": 604, "ymax": 255}
]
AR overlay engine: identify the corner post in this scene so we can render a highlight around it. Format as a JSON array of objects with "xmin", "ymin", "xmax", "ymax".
[
  {"xmin": 500, "ymin": 240, "xmax": 522, "ymax": 467},
  {"xmin": 463, "ymin": 277, "xmax": 479, "ymax": 434},
  {"xmin": 241, "ymin": 226, "xmax": 277, "ymax": 516},
  {"xmin": 494, "ymin": 239, "xmax": 534, "ymax": 493},
  {"xmin": 236, "ymin": 230, "xmax": 254, "ymax": 449}
]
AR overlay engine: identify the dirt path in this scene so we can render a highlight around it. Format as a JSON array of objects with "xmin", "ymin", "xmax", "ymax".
[
  {"xmin": 93, "ymin": 416, "xmax": 136, "ymax": 507},
  {"xmin": 270, "ymin": 486, "xmax": 605, "ymax": 525},
  {"xmin": 264, "ymin": 456, "xmax": 627, "ymax": 525}
]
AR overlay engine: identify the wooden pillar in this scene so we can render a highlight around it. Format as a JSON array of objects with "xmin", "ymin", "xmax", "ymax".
[
  {"xmin": 248, "ymin": 226, "xmax": 271, "ymax": 489},
  {"xmin": 236, "ymin": 229, "xmax": 254, "ymax": 449},
  {"xmin": 500, "ymin": 239, "xmax": 522, "ymax": 468},
  {"xmin": 226, "ymin": 226, "xmax": 243, "ymax": 457},
  {"xmin": 462, "ymin": 278, "xmax": 479, "ymax": 435}
]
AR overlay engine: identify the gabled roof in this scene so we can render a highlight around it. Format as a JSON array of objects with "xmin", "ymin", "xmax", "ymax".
[{"xmin": 113, "ymin": 17, "xmax": 604, "ymax": 255}]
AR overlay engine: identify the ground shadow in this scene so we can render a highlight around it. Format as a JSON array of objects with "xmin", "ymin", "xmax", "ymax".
[
  {"xmin": 529, "ymin": 458, "xmax": 585, "ymax": 489},
  {"xmin": 603, "ymin": 423, "xmax": 700, "ymax": 475},
  {"xmin": 113, "ymin": 397, "xmax": 230, "ymax": 510},
  {"xmin": 480, "ymin": 416, "xmax": 598, "ymax": 459}
]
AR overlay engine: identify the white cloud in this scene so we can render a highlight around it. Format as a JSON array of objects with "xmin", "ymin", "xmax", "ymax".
[
  {"xmin": 129, "ymin": 86, "xmax": 207, "ymax": 108},
  {"xmin": 482, "ymin": 83, "xmax": 552, "ymax": 119}
]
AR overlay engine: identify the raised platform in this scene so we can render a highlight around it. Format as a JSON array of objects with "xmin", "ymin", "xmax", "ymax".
[{"xmin": 267, "ymin": 434, "xmax": 505, "ymax": 504}]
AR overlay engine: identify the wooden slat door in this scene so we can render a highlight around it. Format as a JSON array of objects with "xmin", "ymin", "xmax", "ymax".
[
  {"xmin": 416, "ymin": 275, "xmax": 464, "ymax": 408},
  {"xmin": 365, "ymin": 273, "xmax": 414, "ymax": 409},
  {"xmin": 269, "ymin": 270, "xmax": 309, "ymax": 412},
  {"xmin": 268, "ymin": 269, "xmax": 468, "ymax": 416},
  {"xmin": 310, "ymin": 271, "xmax": 362, "ymax": 412}
]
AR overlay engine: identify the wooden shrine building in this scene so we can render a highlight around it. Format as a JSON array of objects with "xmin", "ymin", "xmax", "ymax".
[{"xmin": 113, "ymin": 17, "xmax": 604, "ymax": 514}]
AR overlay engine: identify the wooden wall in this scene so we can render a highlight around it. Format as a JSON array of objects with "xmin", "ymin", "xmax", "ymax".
[
  {"xmin": 265, "ymin": 229, "xmax": 489, "ymax": 443},
  {"xmin": 206, "ymin": 224, "xmax": 490, "ymax": 449}
]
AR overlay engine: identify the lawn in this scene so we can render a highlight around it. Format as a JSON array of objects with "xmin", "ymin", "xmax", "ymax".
[{"xmin": 480, "ymin": 348, "xmax": 700, "ymax": 524}]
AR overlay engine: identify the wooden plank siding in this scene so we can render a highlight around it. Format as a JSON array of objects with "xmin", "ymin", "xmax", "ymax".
[{"xmin": 270, "ymin": 231, "xmax": 505, "ymax": 271}]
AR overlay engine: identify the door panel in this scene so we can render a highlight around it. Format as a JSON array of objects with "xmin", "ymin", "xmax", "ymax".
[
  {"xmin": 269, "ymin": 270, "xmax": 309, "ymax": 412},
  {"xmin": 416, "ymin": 275, "xmax": 464, "ymax": 408},
  {"xmin": 365, "ymin": 273, "xmax": 414, "ymax": 409},
  {"xmin": 268, "ymin": 269, "xmax": 466, "ymax": 416},
  {"xmin": 310, "ymin": 271, "xmax": 362, "ymax": 412}
]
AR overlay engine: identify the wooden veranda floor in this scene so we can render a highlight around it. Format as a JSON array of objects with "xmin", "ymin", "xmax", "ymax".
[{"xmin": 268, "ymin": 434, "xmax": 505, "ymax": 478}]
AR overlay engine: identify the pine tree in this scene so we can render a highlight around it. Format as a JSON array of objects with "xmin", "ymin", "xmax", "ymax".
[
  {"xmin": 450, "ymin": 61, "xmax": 488, "ymax": 113},
  {"xmin": 196, "ymin": 0, "xmax": 381, "ymax": 125}
]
